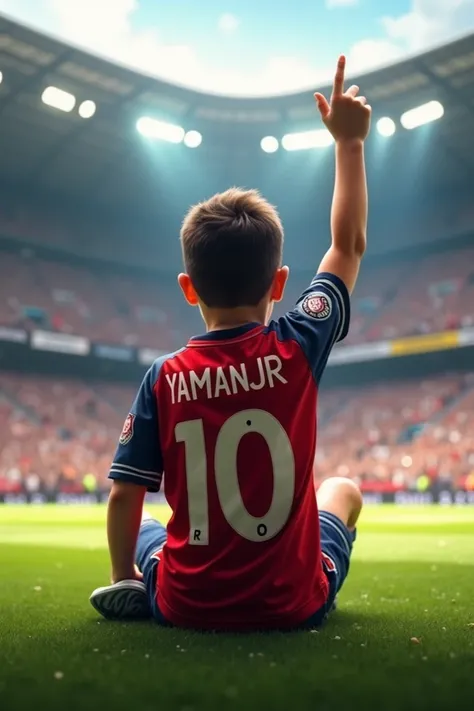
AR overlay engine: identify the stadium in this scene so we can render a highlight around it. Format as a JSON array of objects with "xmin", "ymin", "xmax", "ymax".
[{"xmin": 0, "ymin": 10, "xmax": 473, "ymax": 711}]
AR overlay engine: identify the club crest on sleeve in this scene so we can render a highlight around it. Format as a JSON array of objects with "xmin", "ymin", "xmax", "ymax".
[
  {"xmin": 119, "ymin": 413, "xmax": 135, "ymax": 446},
  {"xmin": 301, "ymin": 292, "xmax": 332, "ymax": 320}
]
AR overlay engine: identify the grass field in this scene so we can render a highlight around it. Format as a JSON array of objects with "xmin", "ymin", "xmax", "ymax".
[{"xmin": 1, "ymin": 504, "xmax": 473, "ymax": 711}]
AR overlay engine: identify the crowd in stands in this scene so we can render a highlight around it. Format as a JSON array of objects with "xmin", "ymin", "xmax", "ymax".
[
  {"xmin": 1, "ymin": 372, "xmax": 474, "ymax": 496},
  {"xmin": 2, "ymin": 206, "xmax": 474, "ymax": 497},
  {"xmin": 0, "ymin": 375, "xmax": 134, "ymax": 495},
  {"xmin": 317, "ymin": 374, "xmax": 474, "ymax": 491},
  {"xmin": 2, "ymin": 240, "xmax": 474, "ymax": 351},
  {"xmin": 361, "ymin": 248, "xmax": 474, "ymax": 342},
  {"xmin": 0, "ymin": 248, "xmax": 188, "ymax": 350}
]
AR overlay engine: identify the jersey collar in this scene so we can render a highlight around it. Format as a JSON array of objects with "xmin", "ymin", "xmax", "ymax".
[{"xmin": 189, "ymin": 322, "xmax": 263, "ymax": 345}]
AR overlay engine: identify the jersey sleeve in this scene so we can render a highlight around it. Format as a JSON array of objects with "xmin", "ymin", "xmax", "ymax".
[
  {"xmin": 109, "ymin": 364, "xmax": 163, "ymax": 492},
  {"xmin": 276, "ymin": 271, "xmax": 350, "ymax": 384}
]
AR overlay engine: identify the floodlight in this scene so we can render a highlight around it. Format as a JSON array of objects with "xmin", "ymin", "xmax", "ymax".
[
  {"xmin": 282, "ymin": 129, "xmax": 333, "ymax": 151},
  {"xmin": 401, "ymin": 101, "xmax": 444, "ymax": 130},
  {"xmin": 42, "ymin": 86, "xmax": 76, "ymax": 113},
  {"xmin": 260, "ymin": 136, "xmax": 279, "ymax": 153},
  {"xmin": 136, "ymin": 117, "xmax": 185, "ymax": 143},
  {"xmin": 184, "ymin": 130, "xmax": 202, "ymax": 148},
  {"xmin": 376, "ymin": 117, "xmax": 396, "ymax": 137},
  {"xmin": 78, "ymin": 100, "xmax": 96, "ymax": 119}
]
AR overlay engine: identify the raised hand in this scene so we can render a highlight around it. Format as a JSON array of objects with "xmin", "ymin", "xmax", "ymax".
[{"xmin": 315, "ymin": 56, "xmax": 371, "ymax": 143}]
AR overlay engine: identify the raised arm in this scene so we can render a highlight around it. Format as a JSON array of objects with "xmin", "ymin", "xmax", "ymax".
[{"xmin": 315, "ymin": 56, "xmax": 371, "ymax": 294}]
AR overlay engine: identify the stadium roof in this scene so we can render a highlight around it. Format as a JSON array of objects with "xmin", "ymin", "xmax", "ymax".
[{"xmin": 0, "ymin": 14, "xmax": 474, "ymax": 215}]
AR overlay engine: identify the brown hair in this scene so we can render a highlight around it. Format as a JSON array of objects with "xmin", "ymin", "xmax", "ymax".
[{"xmin": 180, "ymin": 188, "xmax": 284, "ymax": 308}]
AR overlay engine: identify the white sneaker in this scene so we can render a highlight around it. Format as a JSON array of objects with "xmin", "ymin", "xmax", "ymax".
[{"xmin": 90, "ymin": 580, "xmax": 151, "ymax": 620}]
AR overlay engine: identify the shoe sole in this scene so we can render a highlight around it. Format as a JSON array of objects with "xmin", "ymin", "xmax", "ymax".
[{"xmin": 90, "ymin": 580, "xmax": 151, "ymax": 620}]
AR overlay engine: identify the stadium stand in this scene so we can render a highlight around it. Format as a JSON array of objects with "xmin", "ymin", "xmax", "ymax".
[
  {"xmin": 316, "ymin": 374, "xmax": 474, "ymax": 490},
  {"xmin": 2, "ymin": 211, "xmax": 474, "ymax": 500},
  {"xmin": 2, "ymin": 235, "xmax": 474, "ymax": 350},
  {"xmin": 364, "ymin": 247, "xmax": 474, "ymax": 341},
  {"xmin": 1, "ymin": 372, "xmax": 474, "ymax": 496},
  {"xmin": 0, "ymin": 16, "xmax": 474, "ymax": 505},
  {"xmin": 0, "ymin": 246, "xmax": 184, "ymax": 349},
  {"xmin": 0, "ymin": 373, "xmax": 136, "ymax": 493}
]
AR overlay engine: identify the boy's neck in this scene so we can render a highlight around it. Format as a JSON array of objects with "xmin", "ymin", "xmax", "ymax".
[{"xmin": 203, "ymin": 305, "xmax": 269, "ymax": 332}]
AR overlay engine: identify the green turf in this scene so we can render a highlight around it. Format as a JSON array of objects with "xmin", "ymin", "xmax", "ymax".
[{"xmin": 1, "ymin": 505, "xmax": 473, "ymax": 711}]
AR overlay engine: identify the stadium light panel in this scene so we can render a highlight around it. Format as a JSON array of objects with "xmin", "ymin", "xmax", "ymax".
[
  {"xmin": 184, "ymin": 130, "xmax": 202, "ymax": 148},
  {"xmin": 260, "ymin": 136, "xmax": 279, "ymax": 153},
  {"xmin": 78, "ymin": 100, "xmax": 96, "ymax": 119},
  {"xmin": 400, "ymin": 101, "xmax": 444, "ymax": 130},
  {"xmin": 41, "ymin": 86, "xmax": 76, "ymax": 113},
  {"xmin": 282, "ymin": 129, "xmax": 333, "ymax": 151},
  {"xmin": 376, "ymin": 117, "xmax": 396, "ymax": 137},
  {"xmin": 136, "ymin": 116, "xmax": 185, "ymax": 143}
]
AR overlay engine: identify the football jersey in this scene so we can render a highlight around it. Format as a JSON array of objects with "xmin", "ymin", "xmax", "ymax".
[{"xmin": 109, "ymin": 272, "xmax": 350, "ymax": 630}]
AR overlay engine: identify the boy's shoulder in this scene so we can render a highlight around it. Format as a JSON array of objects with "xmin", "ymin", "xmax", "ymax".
[{"xmin": 147, "ymin": 346, "xmax": 188, "ymax": 382}]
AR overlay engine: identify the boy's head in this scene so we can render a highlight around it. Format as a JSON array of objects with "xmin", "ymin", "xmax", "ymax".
[{"xmin": 178, "ymin": 188, "xmax": 288, "ymax": 323}]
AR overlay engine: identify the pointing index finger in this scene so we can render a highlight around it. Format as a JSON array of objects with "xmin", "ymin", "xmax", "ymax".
[{"xmin": 332, "ymin": 55, "xmax": 346, "ymax": 99}]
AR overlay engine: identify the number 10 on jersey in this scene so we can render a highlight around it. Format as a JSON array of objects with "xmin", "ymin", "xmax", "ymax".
[{"xmin": 175, "ymin": 409, "xmax": 296, "ymax": 545}]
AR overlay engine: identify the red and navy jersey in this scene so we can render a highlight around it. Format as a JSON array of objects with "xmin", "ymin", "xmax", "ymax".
[{"xmin": 109, "ymin": 272, "xmax": 350, "ymax": 630}]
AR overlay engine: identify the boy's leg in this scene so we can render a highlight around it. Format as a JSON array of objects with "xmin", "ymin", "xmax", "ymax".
[
  {"xmin": 317, "ymin": 477, "xmax": 362, "ymax": 605},
  {"xmin": 317, "ymin": 477, "xmax": 362, "ymax": 531},
  {"xmin": 90, "ymin": 513, "xmax": 167, "ymax": 620},
  {"xmin": 134, "ymin": 513, "xmax": 167, "ymax": 612}
]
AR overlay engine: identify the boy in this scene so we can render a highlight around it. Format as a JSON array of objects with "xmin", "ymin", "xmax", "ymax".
[{"xmin": 90, "ymin": 56, "xmax": 371, "ymax": 630}]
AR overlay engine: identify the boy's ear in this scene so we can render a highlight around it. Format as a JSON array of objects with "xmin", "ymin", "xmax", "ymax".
[
  {"xmin": 178, "ymin": 273, "xmax": 199, "ymax": 306},
  {"xmin": 270, "ymin": 266, "xmax": 290, "ymax": 303}
]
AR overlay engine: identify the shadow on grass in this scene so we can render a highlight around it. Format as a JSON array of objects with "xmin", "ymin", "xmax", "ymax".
[{"xmin": 82, "ymin": 560, "xmax": 474, "ymax": 656}]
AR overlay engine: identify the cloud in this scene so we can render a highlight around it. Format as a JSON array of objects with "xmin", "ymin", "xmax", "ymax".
[
  {"xmin": 45, "ymin": 0, "xmax": 176, "ymax": 68},
  {"xmin": 326, "ymin": 0, "xmax": 359, "ymax": 7},
  {"xmin": 347, "ymin": 39, "xmax": 403, "ymax": 75},
  {"xmin": 0, "ymin": 0, "xmax": 320, "ymax": 95},
  {"xmin": 0, "ymin": 0, "xmax": 472, "ymax": 96},
  {"xmin": 217, "ymin": 13, "xmax": 240, "ymax": 33},
  {"xmin": 346, "ymin": 0, "xmax": 474, "ymax": 78},
  {"xmin": 381, "ymin": 0, "xmax": 474, "ymax": 52},
  {"xmin": 13, "ymin": 0, "xmax": 203, "ymax": 90},
  {"xmin": 254, "ymin": 56, "xmax": 331, "ymax": 95}
]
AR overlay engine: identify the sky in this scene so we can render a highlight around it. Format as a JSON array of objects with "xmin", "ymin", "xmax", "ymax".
[{"xmin": 0, "ymin": 0, "xmax": 473, "ymax": 96}]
